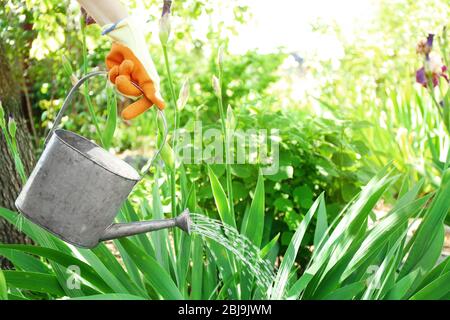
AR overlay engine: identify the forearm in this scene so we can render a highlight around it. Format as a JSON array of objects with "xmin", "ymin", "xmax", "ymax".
[{"xmin": 77, "ymin": 0, "xmax": 128, "ymax": 26}]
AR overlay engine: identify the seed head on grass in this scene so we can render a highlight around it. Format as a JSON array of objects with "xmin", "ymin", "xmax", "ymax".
[
  {"xmin": 212, "ymin": 75, "xmax": 221, "ymax": 96},
  {"xmin": 8, "ymin": 115, "xmax": 17, "ymax": 139},
  {"xmin": 217, "ymin": 46, "xmax": 224, "ymax": 69},
  {"xmin": 177, "ymin": 78, "xmax": 190, "ymax": 111},
  {"xmin": 159, "ymin": 11, "xmax": 171, "ymax": 46}
]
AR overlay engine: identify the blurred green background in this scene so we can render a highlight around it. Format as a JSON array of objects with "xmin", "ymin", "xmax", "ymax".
[{"xmin": 0, "ymin": 0, "xmax": 449, "ymax": 299}]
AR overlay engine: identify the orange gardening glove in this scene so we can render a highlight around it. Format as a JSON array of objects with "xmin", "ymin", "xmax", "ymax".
[{"xmin": 104, "ymin": 17, "xmax": 165, "ymax": 120}]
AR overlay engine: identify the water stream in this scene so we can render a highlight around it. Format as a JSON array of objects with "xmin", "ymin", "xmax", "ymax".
[{"xmin": 190, "ymin": 213, "xmax": 276, "ymax": 294}]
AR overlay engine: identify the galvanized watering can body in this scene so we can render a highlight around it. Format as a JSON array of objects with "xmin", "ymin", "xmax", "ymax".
[{"xmin": 15, "ymin": 71, "xmax": 190, "ymax": 248}]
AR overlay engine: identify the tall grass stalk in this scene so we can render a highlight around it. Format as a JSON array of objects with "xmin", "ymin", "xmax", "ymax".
[
  {"xmin": 0, "ymin": 109, "xmax": 26, "ymax": 185},
  {"xmin": 80, "ymin": 16, "xmax": 104, "ymax": 145},
  {"xmin": 159, "ymin": 15, "xmax": 178, "ymax": 218},
  {"xmin": 214, "ymin": 48, "xmax": 235, "ymax": 218}
]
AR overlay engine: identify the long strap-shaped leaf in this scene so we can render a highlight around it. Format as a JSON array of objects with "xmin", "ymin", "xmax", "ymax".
[
  {"xmin": 242, "ymin": 171, "xmax": 265, "ymax": 247},
  {"xmin": 3, "ymin": 271, "xmax": 65, "ymax": 297},
  {"xmin": 270, "ymin": 194, "xmax": 323, "ymax": 299},
  {"xmin": 400, "ymin": 169, "xmax": 450, "ymax": 278},
  {"xmin": 70, "ymin": 293, "xmax": 146, "ymax": 300},
  {"xmin": 0, "ymin": 207, "xmax": 83, "ymax": 297},
  {"xmin": 0, "ymin": 244, "xmax": 111, "ymax": 293},
  {"xmin": 118, "ymin": 238, "xmax": 183, "ymax": 300},
  {"xmin": 207, "ymin": 166, "xmax": 235, "ymax": 228},
  {"xmin": 409, "ymin": 271, "xmax": 450, "ymax": 300},
  {"xmin": 0, "ymin": 269, "xmax": 7, "ymax": 300}
]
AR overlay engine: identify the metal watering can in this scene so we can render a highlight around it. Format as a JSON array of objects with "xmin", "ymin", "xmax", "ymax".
[{"xmin": 15, "ymin": 71, "xmax": 190, "ymax": 248}]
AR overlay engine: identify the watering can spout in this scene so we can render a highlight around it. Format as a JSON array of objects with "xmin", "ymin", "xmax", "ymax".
[{"xmin": 99, "ymin": 209, "xmax": 191, "ymax": 242}]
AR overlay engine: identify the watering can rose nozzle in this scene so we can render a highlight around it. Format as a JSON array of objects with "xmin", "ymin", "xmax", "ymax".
[{"xmin": 175, "ymin": 209, "xmax": 191, "ymax": 234}]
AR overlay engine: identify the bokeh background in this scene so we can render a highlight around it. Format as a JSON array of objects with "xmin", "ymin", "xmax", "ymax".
[{"xmin": 0, "ymin": 0, "xmax": 449, "ymax": 299}]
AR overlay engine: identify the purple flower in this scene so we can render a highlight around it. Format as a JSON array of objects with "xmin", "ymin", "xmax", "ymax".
[
  {"xmin": 416, "ymin": 64, "xmax": 448, "ymax": 87},
  {"xmin": 415, "ymin": 34, "xmax": 448, "ymax": 88},
  {"xmin": 416, "ymin": 33, "xmax": 434, "ymax": 56}
]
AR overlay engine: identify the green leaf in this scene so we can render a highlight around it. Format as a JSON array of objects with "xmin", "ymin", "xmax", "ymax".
[
  {"xmin": 401, "ymin": 169, "xmax": 450, "ymax": 277},
  {"xmin": 0, "ymin": 248, "xmax": 50, "ymax": 274},
  {"xmin": 362, "ymin": 228, "xmax": 409, "ymax": 300},
  {"xmin": 307, "ymin": 169, "xmax": 396, "ymax": 277},
  {"xmin": 0, "ymin": 244, "xmax": 111, "ymax": 293},
  {"xmin": 409, "ymin": 271, "xmax": 450, "ymax": 300},
  {"xmin": 3, "ymin": 271, "xmax": 65, "ymax": 297},
  {"xmin": 260, "ymin": 233, "xmax": 280, "ymax": 259},
  {"xmin": 242, "ymin": 171, "xmax": 265, "ymax": 247},
  {"xmin": 205, "ymin": 239, "xmax": 239, "ymax": 298},
  {"xmin": 270, "ymin": 194, "xmax": 323, "ymax": 299},
  {"xmin": 332, "ymin": 151, "xmax": 354, "ymax": 167},
  {"xmin": 177, "ymin": 232, "xmax": 192, "ymax": 291},
  {"xmin": 416, "ymin": 256, "xmax": 450, "ymax": 293},
  {"xmin": 385, "ymin": 270, "xmax": 420, "ymax": 300},
  {"xmin": 293, "ymin": 185, "xmax": 314, "ymax": 209},
  {"xmin": 190, "ymin": 235, "xmax": 204, "ymax": 299},
  {"xmin": 323, "ymin": 281, "xmax": 365, "ymax": 300},
  {"xmin": 0, "ymin": 207, "xmax": 84, "ymax": 297},
  {"xmin": 341, "ymin": 196, "xmax": 427, "ymax": 281},
  {"xmin": 207, "ymin": 165, "xmax": 235, "ymax": 228},
  {"xmin": 151, "ymin": 178, "xmax": 170, "ymax": 271},
  {"xmin": 77, "ymin": 247, "xmax": 133, "ymax": 295},
  {"xmin": 285, "ymin": 273, "xmax": 314, "ymax": 299},
  {"xmin": 266, "ymin": 165, "xmax": 293, "ymax": 182},
  {"xmin": 114, "ymin": 241, "xmax": 145, "ymax": 291},
  {"xmin": 274, "ymin": 198, "xmax": 293, "ymax": 212},
  {"xmin": 102, "ymin": 85, "xmax": 117, "ymax": 149},
  {"xmin": 118, "ymin": 238, "xmax": 183, "ymax": 300},
  {"xmin": 70, "ymin": 293, "xmax": 146, "ymax": 300},
  {"xmin": 0, "ymin": 269, "xmax": 7, "ymax": 300},
  {"xmin": 313, "ymin": 196, "xmax": 328, "ymax": 249}
]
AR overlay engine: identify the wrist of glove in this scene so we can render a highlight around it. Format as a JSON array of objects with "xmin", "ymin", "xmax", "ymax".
[{"xmin": 104, "ymin": 16, "xmax": 165, "ymax": 120}]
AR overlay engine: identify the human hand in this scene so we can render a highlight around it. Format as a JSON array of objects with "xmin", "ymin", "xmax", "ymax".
[{"xmin": 104, "ymin": 17, "xmax": 165, "ymax": 120}]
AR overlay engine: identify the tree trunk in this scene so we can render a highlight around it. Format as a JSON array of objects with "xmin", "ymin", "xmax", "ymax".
[{"xmin": 0, "ymin": 41, "xmax": 35, "ymax": 268}]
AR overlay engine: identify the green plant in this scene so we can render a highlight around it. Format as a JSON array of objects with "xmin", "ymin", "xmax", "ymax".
[
  {"xmin": 301, "ymin": 0, "xmax": 450, "ymax": 191},
  {"xmin": 1, "ymin": 0, "xmax": 450, "ymax": 301},
  {"xmin": 270, "ymin": 167, "xmax": 450, "ymax": 300}
]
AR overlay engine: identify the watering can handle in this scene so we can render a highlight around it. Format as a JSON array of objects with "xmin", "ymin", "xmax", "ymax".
[{"xmin": 44, "ymin": 70, "xmax": 169, "ymax": 176}]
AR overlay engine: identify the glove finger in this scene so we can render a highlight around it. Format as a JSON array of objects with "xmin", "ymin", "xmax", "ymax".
[
  {"xmin": 121, "ymin": 97, "xmax": 153, "ymax": 120},
  {"xmin": 116, "ymin": 75, "xmax": 142, "ymax": 97},
  {"xmin": 119, "ymin": 59, "xmax": 134, "ymax": 76},
  {"xmin": 141, "ymin": 82, "xmax": 165, "ymax": 110},
  {"xmin": 108, "ymin": 65, "xmax": 119, "ymax": 83},
  {"xmin": 105, "ymin": 43, "xmax": 124, "ymax": 70}
]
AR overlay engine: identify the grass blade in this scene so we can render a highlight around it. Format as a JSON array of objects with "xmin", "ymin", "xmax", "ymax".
[
  {"xmin": 207, "ymin": 166, "xmax": 235, "ymax": 228},
  {"xmin": 3, "ymin": 271, "xmax": 65, "ymax": 297},
  {"xmin": 190, "ymin": 235, "xmax": 204, "ymax": 299},
  {"xmin": 341, "ymin": 196, "xmax": 428, "ymax": 281},
  {"xmin": 323, "ymin": 281, "xmax": 365, "ymax": 300},
  {"xmin": 270, "ymin": 194, "xmax": 323, "ymax": 299},
  {"xmin": 70, "ymin": 293, "xmax": 146, "ymax": 300},
  {"xmin": 313, "ymin": 196, "xmax": 328, "ymax": 249},
  {"xmin": 260, "ymin": 233, "xmax": 280, "ymax": 259},
  {"xmin": 242, "ymin": 171, "xmax": 265, "ymax": 247},
  {"xmin": 409, "ymin": 271, "xmax": 450, "ymax": 300},
  {"xmin": 401, "ymin": 169, "xmax": 450, "ymax": 277},
  {"xmin": 385, "ymin": 270, "xmax": 420, "ymax": 300},
  {"xmin": 118, "ymin": 238, "xmax": 183, "ymax": 300},
  {"xmin": 0, "ymin": 244, "xmax": 112, "ymax": 293},
  {"xmin": 0, "ymin": 269, "xmax": 7, "ymax": 300},
  {"xmin": 0, "ymin": 248, "xmax": 50, "ymax": 274},
  {"xmin": 102, "ymin": 85, "xmax": 117, "ymax": 149}
]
